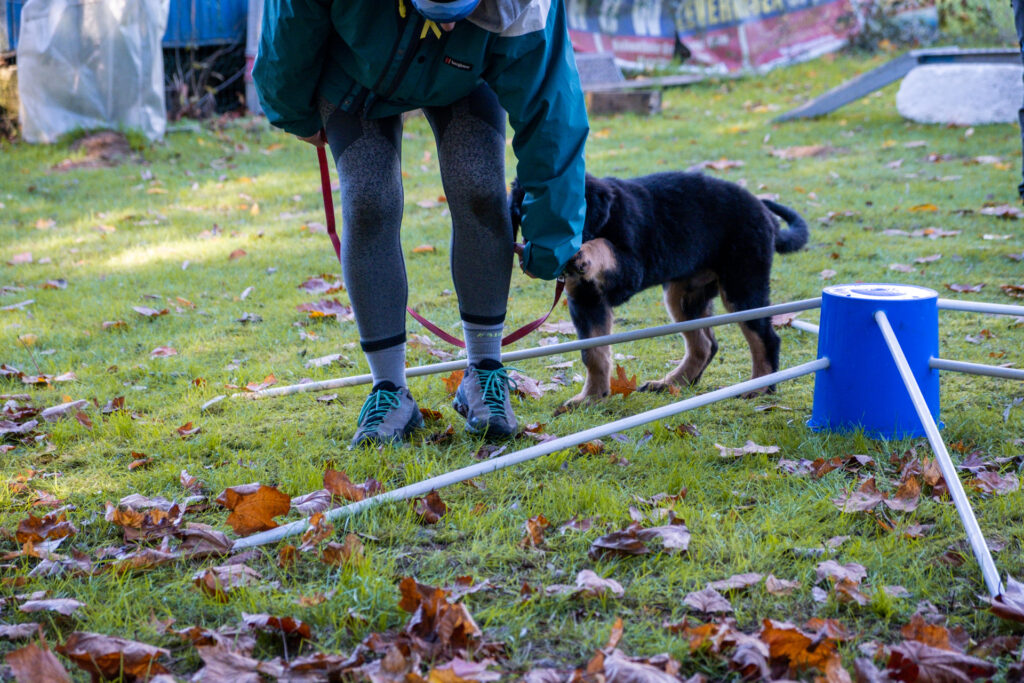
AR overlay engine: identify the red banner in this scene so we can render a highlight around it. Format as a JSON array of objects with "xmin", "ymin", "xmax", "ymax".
[{"xmin": 567, "ymin": 0, "xmax": 855, "ymax": 71}]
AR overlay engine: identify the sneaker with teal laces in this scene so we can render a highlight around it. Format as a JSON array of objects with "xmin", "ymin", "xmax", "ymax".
[
  {"xmin": 350, "ymin": 381, "xmax": 424, "ymax": 448},
  {"xmin": 452, "ymin": 359, "xmax": 518, "ymax": 439}
]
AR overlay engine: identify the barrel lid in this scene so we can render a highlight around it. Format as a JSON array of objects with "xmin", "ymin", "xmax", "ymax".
[{"xmin": 824, "ymin": 283, "xmax": 937, "ymax": 301}]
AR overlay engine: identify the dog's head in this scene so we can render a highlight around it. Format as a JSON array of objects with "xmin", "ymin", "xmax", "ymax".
[{"xmin": 508, "ymin": 174, "xmax": 612, "ymax": 243}]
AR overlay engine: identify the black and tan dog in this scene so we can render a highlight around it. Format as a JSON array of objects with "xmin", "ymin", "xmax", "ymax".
[{"xmin": 510, "ymin": 171, "xmax": 809, "ymax": 410}]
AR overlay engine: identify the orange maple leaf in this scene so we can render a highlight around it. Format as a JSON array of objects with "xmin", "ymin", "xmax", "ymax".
[
  {"xmin": 609, "ymin": 365, "xmax": 637, "ymax": 397},
  {"xmin": 442, "ymin": 370, "xmax": 464, "ymax": 395}
]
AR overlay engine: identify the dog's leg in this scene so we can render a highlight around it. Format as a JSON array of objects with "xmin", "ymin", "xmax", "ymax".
[
  {"xmin": 640, "ymin": 280, "xmax": 719, "ymax": 393},
  {"xmin": 720, "ymin": 289, "xmax": 780, "ymax": 396},
  {"xmin": 558, "ymin": 300, "xmax": 613, "ymax": 412}
]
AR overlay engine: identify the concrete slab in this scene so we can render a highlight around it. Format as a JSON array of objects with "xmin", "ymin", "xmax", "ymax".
[{"xmin": 896, "ymin": 63, "xmax": 1023, "ymax": 125}]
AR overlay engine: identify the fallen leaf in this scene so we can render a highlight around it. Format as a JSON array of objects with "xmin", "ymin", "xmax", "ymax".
[
  {"xmin": 887, "ymin": 640, "xmax": 994, "ymax": 681},
  {"xmin": 945, "ymin": 283, "xmax": 985, "ymax": 293},
  {"xmin": 16, "ymin": 511, "xmax": 77, "ymax": 544},
  {"xmin": 133, "ymin": 306, "xmax": 168, "ymax": 318},
  {"xmin": 715, "ymin": 440, "xmax": 780, "ymax": 457},
  {"xmin": 228, "ymin": 249, "xmax": 247, "ymax": 260},
  {"xmin": 193, "ymin": 564, "xmax": 264, "ymax": 602},
  {"xmin": 57, "ymin": 631, "xmax": 170, "ymax": 679},
  {"xmin": 609, "ymin": 365, "xmax": 637, "ymax": 397},
  {"xmin": 765, "ymin": 575, "xmax": 800, "ymax": 596},
  {"xmin": 520, "ymin": 514, "xmax": 550, "ymax": 548},
  {"xmin": 708, "ymin": 572, "xmax": 763, "ymax": 593},
  {"xmin": 296, "ymin": 299, "xmax": 354, "ymax": 320},
  {"xmin": 215, "ymin": 483, "xmax": 291, "ymax": 536},
  {"xmin": 321, "ymin": 534, "xmax": 365, "ymax": 567},
  {"xmin": 412, "ymin": 244, "xmax": 436, "ymax": 253},
  {"xmin": 5, "ymin": 642, "xmax": 72, "ymax": 682},
  {"xmin": 442, "ymin": 370, "xmax": 464, "ymax": 395},
  {"xmin": 150, "ymin": 346, "xmax": 178, "ymax": 357},
  {"xmin": 323, "ymin": 469, "xmax": 383, "ymax": 502},
  {"xmin": 19, "ymin": 598, "xmax": 85, "ymax": 616},
  {"xmin": 414, "ymin": 490, "xmax": 448, "ymax": 524},
  {"xmin": 684, "ymin": 587, "xmax": 733, "ymax": 613},
  {"xmin": 242, "ymin": 613, "xmax": 314, "ymax": 641}
]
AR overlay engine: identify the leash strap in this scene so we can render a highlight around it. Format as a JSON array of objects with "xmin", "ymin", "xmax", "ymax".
[{"xmin": 316, "ymin": 141, "xmax": 563, "ymax": 349}]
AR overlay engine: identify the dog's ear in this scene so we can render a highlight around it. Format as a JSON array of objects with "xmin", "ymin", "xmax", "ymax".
[
  {"xmin": 507, "ymin": 177, "xmax": 525, "ymax": 242},
  {"xmin": 584, "ymin": 175, "xmax": 612, "ymax": 237}
]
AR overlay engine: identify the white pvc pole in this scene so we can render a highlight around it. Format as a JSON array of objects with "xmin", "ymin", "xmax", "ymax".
[
  {"xmin": 231, "ymin": 357, "xmax": 829, "ymax": 550},
  {"xmin": 875, "ymin": 311, "xmax": 1004, "ymax": 598},
  {"xmin": 789, "ymin": 320, "xmax": 820, "ymax": 335},
  {"xmin": 930, "ymin": 358, "xmax": 1024, "ymax": 381},
  {"xmin": 937, "ymin": 299, "xmax": 1024, "ymax": 317},
  {"xmin": 239, "ymin": 298, "xmax": 822, "ymax": 399}
]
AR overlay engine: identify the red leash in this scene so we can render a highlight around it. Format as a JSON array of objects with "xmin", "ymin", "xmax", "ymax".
[{"xmin": 316, "ymin": 143, "xmax": 563, "ymax": 348}]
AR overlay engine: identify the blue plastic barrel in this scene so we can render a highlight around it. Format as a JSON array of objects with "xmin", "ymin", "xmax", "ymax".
[{"xmin": 808, "ymin": 283, "xmax": 940, "ymax": 439}]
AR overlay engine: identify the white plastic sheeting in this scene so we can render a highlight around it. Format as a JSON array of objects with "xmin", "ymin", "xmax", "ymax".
[{"xmin": 17, "ymin": 0, "xmax": 170, "ymax": 142}]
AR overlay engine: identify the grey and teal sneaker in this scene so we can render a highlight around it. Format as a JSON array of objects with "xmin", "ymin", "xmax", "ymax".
[
  {"xmin": 453, "ymin": 359, "xmax": 518, "ymax": 439},
  {"xmin": 350, "ymin": 381, "xmax": 424, "ymax": 448}
]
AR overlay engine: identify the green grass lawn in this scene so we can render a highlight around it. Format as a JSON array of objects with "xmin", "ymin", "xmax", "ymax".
[{"xmin": 1, "ymin": 52, "xmax": 1023, "ymax": 681}]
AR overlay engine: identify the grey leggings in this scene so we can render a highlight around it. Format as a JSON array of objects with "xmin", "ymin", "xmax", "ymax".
[{"xmin": 323, "ymin": 84, "xmax": 514, "ymax": 353}]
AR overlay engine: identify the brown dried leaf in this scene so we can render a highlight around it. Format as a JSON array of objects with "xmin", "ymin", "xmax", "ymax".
[
  {"xmin": 321, "ymin": 534, "xmax": 364, "ymax": 567},
  {"xmin": 833, "ymin": 477, "xmax": 885, "ymax": 513},
  {"xmin": 707, "ymin": 572, "xmax": 763, "ymax": 593},
  {"xmin": 57, "ymin": 631, "xmax": 170, "ymax": 679},
  {"xmin": 414, "ymin": 490, "xmax": 448, "ymax": 524},
  {"xmin": 520, "ymin": 514, "xmax": 550, "ymax": 548},
  {"xmin": 969, "ymin": 471, "xmax": 1019, "ymax": 495},
  {"xmin": 684, "ymin": 588, "xmax": 733, "ymax": 614},
  {"xmin": 609, "ymin": 365, "xmax": 637, "ymax": 397},
  {"xmin": 5, "ymin": 642, "xmax": 73, "ymax": 683},
  {"xmin": 242, "ymin": 613, "xmax": 313, "ymax": 641},
  {"xmin": 323, "ymin": 468, "xmax": 384, "ymax": 502},
  {"xmin": 215, "ymin": 483, "xmax": 291, "ymax": 536},
  {"xmin": 816, "ymin": 560, "xmax": 867, "ymax": 584},
  {"xmin": 884, "ymin": 476, "xmax": 922, "ymax": 512},
  {"xmin": 19, "ymin": 598, "xmax": 85, "ymax": 616},
  {"xmin": 15, "ymin": 511, "xmax": 77, "ymax": 544},
  {"xmin": 989, "ymin": 575, "xmax": 1024, "ymax": 623},
  {"xmin": 760, "ymin": 619, "xmax": 839, "ymax": 673},
  {"xmin": 887, "ymin": 640, "xmax": 994, "ymax": 682},
  {"xmin": 765, "ymin": 574, "xmax": 800, "ymax": 596},
  {"xmin": 193, "ymin": 565, "xmax": 264, "ymax": 602},
  {"xmin": 133, "ymin": 306, "xmax": 168, "ymax": 318},
  {"xmin": 442, "ymin": 370, "xmax": 464, "ymax": 395}
]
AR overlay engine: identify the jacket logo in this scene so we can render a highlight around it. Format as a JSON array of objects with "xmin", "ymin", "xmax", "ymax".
[{"xmin": 443, "ymin": 55, "xmax": 472, "ymax": 71}]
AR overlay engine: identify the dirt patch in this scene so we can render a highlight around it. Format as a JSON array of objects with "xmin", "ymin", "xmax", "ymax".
[{"xmin": 52, "ymin": 131, "xmax": 135, "ymax": 171}]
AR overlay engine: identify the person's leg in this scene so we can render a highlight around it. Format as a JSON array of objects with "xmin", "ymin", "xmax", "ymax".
[
  {"xmin": 423, "ymin": 85, "xmax": 518, "ymax": 437},
  {"xmin": 323, "ymin": 105, "xmax": 423, "ymax": 446},
  {"xmin": 1014, "ymin": 0, "xmax": 1024, "ymax": 200}
]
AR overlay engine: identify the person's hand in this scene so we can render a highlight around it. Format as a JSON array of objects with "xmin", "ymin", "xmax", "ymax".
[
  {"xmin": 513, "ymin": 243, "xmax": 537, "ymax": 279},
  {"xmin": 296, "ymin": 129, "xmax": 326, "ymax": 148}
]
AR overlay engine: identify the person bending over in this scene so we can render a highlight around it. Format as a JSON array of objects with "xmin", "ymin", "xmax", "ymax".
[{"xmin": 254, "ymin": 0, "xmax": 588, "ymax": 447}]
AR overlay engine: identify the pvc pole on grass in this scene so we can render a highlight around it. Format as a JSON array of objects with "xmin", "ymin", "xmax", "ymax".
[
  {"xmin": 875, "ymin": 310, "xmax": 1004, "ymax": 598},
  {"xmin": 789, "ymin": 320, "xmax": 820, "ymax": 335},
  {"xmin": 937, "ymin": 299, "xmax": 1024, "ymax": 317},
  {"xmin": 239, "ymin": 298, "xmax": 823, "ymax": 399},
  {"xmin": 929, "ymin": 358, "xmax": 1024, "ymax": 381},
  {"xmin": 231, "ymin": 357, "xmax": 829, "ymax": 551}
]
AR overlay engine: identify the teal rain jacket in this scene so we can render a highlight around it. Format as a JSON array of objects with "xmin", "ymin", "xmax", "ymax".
[{"xmin": 253, "ymin": 0, "xmax": 588, "ymax": 280}]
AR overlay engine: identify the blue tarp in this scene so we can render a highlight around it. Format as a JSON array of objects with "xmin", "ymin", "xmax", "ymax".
[{"xmin": 5, "ymin": 0, "xmax": 247, "ymax": 51}]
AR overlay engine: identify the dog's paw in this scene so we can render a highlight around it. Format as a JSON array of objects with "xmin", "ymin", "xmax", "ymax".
[
  {"xmin": 740, "ymin": 384, "xmax": 776, "ymax": 399},
  {"xmin": 556, "ymin": 391, "xmax": 607, "ymax": 415},
  {"xmin": 638, "ymin": 379, "xmax": 672, "ymax": 393}
]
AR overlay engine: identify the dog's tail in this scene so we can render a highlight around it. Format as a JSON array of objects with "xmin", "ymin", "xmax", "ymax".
[{"xmin": 762, "ymin": 199, "xmax": 809, "ymax": 254}]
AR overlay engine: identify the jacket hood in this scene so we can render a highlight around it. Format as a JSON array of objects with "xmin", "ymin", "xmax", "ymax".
[{"xmin": 467, "ymin": 0, "xmax": 537, "ymax": 32}]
